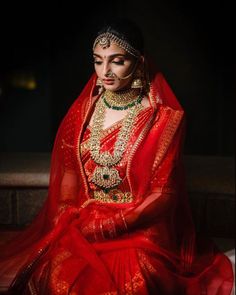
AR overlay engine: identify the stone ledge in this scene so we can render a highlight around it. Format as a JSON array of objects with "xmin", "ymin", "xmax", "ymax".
[
  {"xmin": 0, "ymin": 172, "xmax": 49, "ymax": 187},
  {"xmin": 0, "ymin": 153, "xmax": 50, "ymax": 187}
]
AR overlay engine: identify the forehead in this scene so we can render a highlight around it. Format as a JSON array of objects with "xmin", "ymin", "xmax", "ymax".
[{"xmin": 93, "ymin": 42, "xmax": 127, "ymax": 56}]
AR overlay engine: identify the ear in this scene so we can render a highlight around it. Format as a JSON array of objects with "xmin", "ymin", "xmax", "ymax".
[
  {"xmin": 136, "ymin": 56, "xmax": 145, "ymax": 71},
  {"xmin": 139, "ymin": 55, "xmax": 145, "ymax": 65}
]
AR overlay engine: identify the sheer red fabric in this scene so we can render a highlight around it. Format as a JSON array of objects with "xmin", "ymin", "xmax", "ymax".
[{"xmin": 0, "ymin": 68, "xmax": 234, "ymax": 294}]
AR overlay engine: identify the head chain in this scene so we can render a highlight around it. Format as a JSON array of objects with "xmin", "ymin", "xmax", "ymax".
[{"xmin": 93, "ymin": 32, "xmax": 141, "ymax": 57}]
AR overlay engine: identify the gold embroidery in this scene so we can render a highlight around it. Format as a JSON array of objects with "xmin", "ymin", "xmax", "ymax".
[
  {"xmin": 127, "ymin": 110, "xmax": 155, "ymax": 194},
  {"xmin": 123, "ymin": 271, "xmax": 145, "ymax": 294},
  {"xmin": 151, "ymin": 109, "xmax": 183, "ymax": 173},
  {"xmin": 50, "ymin": 250, "xmax": 71, "ymax": 295},
  {"xmin": 76, "ymin": 96, "xmax": 95, "ymax": 196},
  {"xmin": 137, "ymin": 250, "xmax": 157, "ymax": 275},
  {"xmin": 148, "ymin": 81, "xmax": 162, "ymax": 107},
  {"xmin": 61, "ymin": 139, "xmax": 74, "ymax": 149}
]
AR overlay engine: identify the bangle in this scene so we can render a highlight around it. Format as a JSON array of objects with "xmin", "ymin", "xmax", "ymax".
[{"xmin": 102, "ymin": 218, "xmax": 117, "ymax": 239}]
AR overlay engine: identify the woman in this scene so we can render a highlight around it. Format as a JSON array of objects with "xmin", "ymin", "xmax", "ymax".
[{"xmin": 0, "ymin": 18, "xmax": 234, "ymax": 294}]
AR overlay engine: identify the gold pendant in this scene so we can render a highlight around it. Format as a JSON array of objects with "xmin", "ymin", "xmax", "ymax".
[{"xmin": 91, "ymin": 166, "xmax": 122, "ymax": 189}]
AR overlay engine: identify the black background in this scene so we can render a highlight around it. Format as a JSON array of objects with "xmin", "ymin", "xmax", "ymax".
[{"xmin": 0, "ymin": 0, "xmax": 234, "ymax": 155}]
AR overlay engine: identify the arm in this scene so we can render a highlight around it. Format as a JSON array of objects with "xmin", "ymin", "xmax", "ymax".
[
  {"xmin": 53, "ymin": 140, "xmax": 80, "ymax": 224},
  {"xmin": 79, "ymin": 184, "xmax": 175, "ymax": 243}
]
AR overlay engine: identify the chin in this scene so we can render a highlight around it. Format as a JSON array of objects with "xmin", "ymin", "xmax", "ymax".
[
  {"xmin": 106, "ymin": 85, "xmax": 130, "ymax": 92},
  {"xmin": 104, "ymin": 85, "xmax": 119, "ymax": 91}
]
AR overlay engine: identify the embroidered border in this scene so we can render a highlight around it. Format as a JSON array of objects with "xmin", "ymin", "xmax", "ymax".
[{"xmin": 151, "ymin": 109, "xmax": 183, "ymax": 174}]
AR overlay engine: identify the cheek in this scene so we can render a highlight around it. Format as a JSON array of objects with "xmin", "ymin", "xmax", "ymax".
[
  {"xmin": 94, "ymin": 67, "xmax": 100, "ymax": 77},
  {"xmin": 113, "ymin": 63, "xmax": 134, "ymax": 78},
  {"xmin": 119, "ymin": 77, "xmax": 133, "ymax": 88}
]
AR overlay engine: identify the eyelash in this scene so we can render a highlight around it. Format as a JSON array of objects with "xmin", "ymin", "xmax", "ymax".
[
  {"xmin": 113, "ymin": 61, "xmax": 125, "ymax": 65},
  {"xmin": 93, "ymin": 61, "xmax": 102, "ymax": 65},
  {"xmin": 93, "ymin": 61, "xmax": 125, "ymax": 65}
]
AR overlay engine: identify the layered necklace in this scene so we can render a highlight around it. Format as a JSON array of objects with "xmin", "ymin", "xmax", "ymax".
[{"xmin": 89, "ymin": 89, "xmax": 143, "ymax": 192}]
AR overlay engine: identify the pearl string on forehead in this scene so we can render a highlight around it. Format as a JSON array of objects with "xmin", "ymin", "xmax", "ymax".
[{"xmin": 93, "ymin": 32, "xmax": 141, "ymax": 58}]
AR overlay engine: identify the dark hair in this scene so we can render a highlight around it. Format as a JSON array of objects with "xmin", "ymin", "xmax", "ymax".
[{"xmin": 94, "ymin": 18, "xmax": 145, "ymax": 55}]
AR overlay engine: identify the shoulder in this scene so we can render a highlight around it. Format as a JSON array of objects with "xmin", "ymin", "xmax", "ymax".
[
  {"xmin": 149, "ymin": 71, "xmax": 184, "ymax": 111},
  {"xmin": 151, "ymin": 104, "xmax": 185, "ymax": 132}
]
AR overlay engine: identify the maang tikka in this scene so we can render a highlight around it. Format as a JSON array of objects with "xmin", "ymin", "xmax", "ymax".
[{"xmin": 93, "ymin": 32, "xmax": 141, "ymax": 58}]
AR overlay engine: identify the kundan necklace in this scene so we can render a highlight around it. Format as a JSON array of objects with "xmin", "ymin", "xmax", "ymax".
[
  {"xmin": 103, "ymin": 88, "xmax": 142, "ymax": 110},
  {"xmin": 89, "ymin": 89, "xmax": 143, "ymax": 191}
]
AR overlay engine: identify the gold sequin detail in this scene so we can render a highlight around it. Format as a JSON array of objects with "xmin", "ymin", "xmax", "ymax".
[
  {"xmin": 50, "ymin": 250, "xmax": 71, "ymax": 295},
  {"xmin": 123, "ymin": 271, "xmax": 145, "ymax": 294},
  {"xmin": 137, "ymin": 250, "xmax": 158, "ymax": 275}
]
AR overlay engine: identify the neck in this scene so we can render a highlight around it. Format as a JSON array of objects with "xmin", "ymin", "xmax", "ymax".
[
  {"xmin": 104, "ymin": 88, "xmax": 140, "ymax": 101},
  {"xmin": 103, "ymin": 88, "xmax": 142, "ymax": 110}
]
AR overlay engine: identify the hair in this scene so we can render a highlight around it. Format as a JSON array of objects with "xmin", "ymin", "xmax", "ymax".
[{"xmin": 93, "ymin": 18, "xmax": 145, "ymax": 55}]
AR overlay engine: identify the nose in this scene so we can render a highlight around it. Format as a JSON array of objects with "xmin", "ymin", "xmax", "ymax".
[{"xmin": 102, "ymin": 61, "xmax": 112, "ymax": 78}]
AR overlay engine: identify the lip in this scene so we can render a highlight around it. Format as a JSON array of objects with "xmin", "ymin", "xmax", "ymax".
[{"xmin": 103, "ymin": 79, "xmax": 115, "ymax": 85}]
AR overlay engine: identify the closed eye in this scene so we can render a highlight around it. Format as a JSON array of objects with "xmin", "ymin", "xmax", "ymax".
[
  {"xmin": 93, "ymin": 61, "xmax": 102, "ymax": 65},
  {"xmin": 112, "ymin": 60, "xmax": 125, "ymax": 65}
]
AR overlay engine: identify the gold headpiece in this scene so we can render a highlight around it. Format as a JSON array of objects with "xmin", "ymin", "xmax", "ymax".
[{"xmin": 93, "ymin": 32, "xmax": 141, "ymax": 57}]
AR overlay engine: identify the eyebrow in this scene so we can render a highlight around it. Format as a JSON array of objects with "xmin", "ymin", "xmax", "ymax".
[{"xmin": 93, "ymin": 53, "xmax": 126, "ymax": 58}]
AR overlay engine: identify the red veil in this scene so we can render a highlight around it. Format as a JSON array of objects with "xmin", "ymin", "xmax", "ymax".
[{"xmin": 0, "ymin": 64, "xmax": 234, "ymax": 294}]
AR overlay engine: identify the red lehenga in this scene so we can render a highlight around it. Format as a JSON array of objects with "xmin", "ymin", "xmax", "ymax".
[{"xmin": 0, "ymin": 70, "xmax": 234, "ymax": 294}]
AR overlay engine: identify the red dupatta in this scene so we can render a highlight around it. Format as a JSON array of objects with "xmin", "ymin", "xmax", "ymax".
[{"xmin": 0, "ymin": 66, "xmax": 234, "ymax": 294}]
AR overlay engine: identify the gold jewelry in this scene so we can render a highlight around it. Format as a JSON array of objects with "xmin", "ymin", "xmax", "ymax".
[
  {"xmin": 92, "ymin": 166, "xmax": 122, "ymax": 189},
  {"xmin": 131, "ymin": 78, "xmax": 143, "ymax": 89},
  {"xmin": 103, "ymin": 89, "xmax": 140, "ymax": 109},
  {"xmin": 105, "ymin": 70, "xmax": 115, "ymax": 78},
  {"xmin": 93, "ymin": 189, "xmax": 133, "ymax": 203},
  {"xmin": 96, "ymin": 77, "xmax": 104, "ymax": 94},
  {"xmin": 89, "ymin": 97, "xmax": 143, "ymax": 191},
  {"xmin": 131, "ymin": 68, "xmax": 143, "ymax": 89},
  {"xmin": 96, "ymin": 77, "xmax": 103, "ymax": 86},
  {"xmin": 93, "ymin": 32, "xmax": 141, "ymax": 57}
]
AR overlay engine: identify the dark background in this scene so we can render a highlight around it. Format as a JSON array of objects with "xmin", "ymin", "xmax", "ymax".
[{"xmin": 0, "ymin": 1, "xmax": 234, "ymax": 155}]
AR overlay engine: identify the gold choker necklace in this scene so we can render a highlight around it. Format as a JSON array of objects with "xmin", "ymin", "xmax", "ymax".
[{"xmin": 103, "ymin": 89, "xmax": 141, "ymax": 110}]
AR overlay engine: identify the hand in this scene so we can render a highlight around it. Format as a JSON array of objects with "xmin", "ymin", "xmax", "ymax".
[{"xmin": 79, "ymin": 210, "xmax": 128, "ymax": 243}]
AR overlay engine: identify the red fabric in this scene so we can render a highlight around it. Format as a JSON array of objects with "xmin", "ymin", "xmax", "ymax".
[{"xmin": 0, "ymin": 70, "xmax": 234, "ymax": 294}]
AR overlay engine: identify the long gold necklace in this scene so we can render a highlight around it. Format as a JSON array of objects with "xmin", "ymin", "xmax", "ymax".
[{"xmin": 89, "ymin": 94, "xmax": 143, "ymax": 191}]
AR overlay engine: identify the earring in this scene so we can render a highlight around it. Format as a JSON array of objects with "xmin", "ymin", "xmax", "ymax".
[
  {"xmin": 131, "ymin": 78, "xmax": 143, "ymax": 89},
  {"xmin": 131, "ymin": 68, "xmax": 143, "ymax": 89},
  {"xmin": 96, "ymin": 77, "xmax": 103, "ymax": 86},
  {"xmin": 96, "ymin": 77, "xmax": 104, "ymax": 94}
]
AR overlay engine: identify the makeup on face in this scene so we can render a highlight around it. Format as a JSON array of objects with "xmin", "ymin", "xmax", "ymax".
[{"xmin": 93, "ymin": 43, "xmax": 137, "ymax": 91}]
